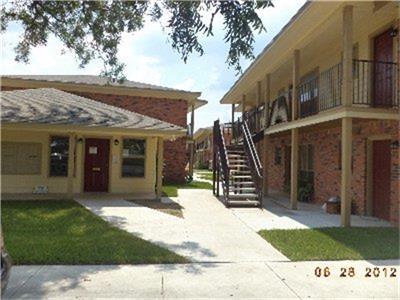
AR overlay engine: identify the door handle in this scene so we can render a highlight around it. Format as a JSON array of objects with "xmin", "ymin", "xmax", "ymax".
[{"xmin": 92, "ymin": 167, "xmax": 101, "ymax": 171}]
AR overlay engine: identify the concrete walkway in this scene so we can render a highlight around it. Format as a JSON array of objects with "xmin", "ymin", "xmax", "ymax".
[
  {"xmin": 232, "ymin": 197, "xmax": 393, "ymax": 231},
  {"xmin": 77, "ymin": 189, "xmax": 288, "ymax": 263},
  {"xmin": 5, "ymin": 260, "xmax": 399, "ymax": 298}
]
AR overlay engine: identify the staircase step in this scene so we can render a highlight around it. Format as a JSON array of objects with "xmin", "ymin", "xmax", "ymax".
[
  {"xmin": 228, "ymin": 193, "xmax": 259, "ymax": 199},
  {"xmin": 227, "ymin": 199, "xmax": 260, "ymax": 206},
  {"xmin": 231, "ymin": 175, "xmax": 252, "ymax": 179},
  {"xmin": 228, "ymin": 165, "xmax": 248, "ymax": 168},
  {"xmin": 227, "ymin": 150, "xmax": 245, "ymax": 154},
  {"xmin": 230, "ymin": 170, "xmax": 251, "ymax": 174},
  {"xmin": 228, "ymin": 154, "xmax": 246, "ymax": 158},
  {"xmin": 231, "ymin": 181, "xmax": 255, "ymax": 186},
  {"xmin": 229, "ymin": 187, "xmax": 256, "ymax": 193}
]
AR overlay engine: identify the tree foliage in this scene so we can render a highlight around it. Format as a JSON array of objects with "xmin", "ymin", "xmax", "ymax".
[{"xmin": 1, "ymin": 0, "xmax": 273, "ymax": 82}]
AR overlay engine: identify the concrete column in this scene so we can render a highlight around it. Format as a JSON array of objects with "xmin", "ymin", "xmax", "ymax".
[
  {"xmin": 342, "ymin": 5, "xmax": 353, "ymax": 107},
  {"xmin": 189, "ymin": 104, "xmax": 195, "ymax": 177},
  {"xmin": 264, "ymin": 74, "xmax": 271, "ymax": 127},
  {"xmin": 341, "ymin": 117, "xmax": 352, "ymax": 226},
  {"xmin": 262, "ymin": 74, "xmax": 271, "ymax": 197},
  {"xmin": 241, "ymin": 95, "xmax": 246, "ymax": 117},
  {"xmin": 292, "ymin": 49, "xmax": 300, "ymax": 120},
  {"xmin": 256, "ymin": 81, "xmax": 262, "ymax": 131},
  {"xmin": 156, "ymin": 137, "xmax": 164, "ymax": 199},
  {"xmin": 231, "ymin": 103, "xmax": 235, "ymax": 127},
  {"xmin": 67, "ymin": 133, "xmax": 76, "ymax": 199},
  {"xmin": 290, "ymin": 128, "xmax": 299, "ymax": 210},
  {"xmin": 262, "ymin": 135, "xmax": 270, "ymax": 196}
]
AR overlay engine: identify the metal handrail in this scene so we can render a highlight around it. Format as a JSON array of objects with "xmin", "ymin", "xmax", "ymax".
[
  {"xmin": 213, "ymin": 120, "xmax": 230, "ymax": 201},
  {"xmin": 241, "ymin": 119, "xmax": 263, "ymax": 202}
]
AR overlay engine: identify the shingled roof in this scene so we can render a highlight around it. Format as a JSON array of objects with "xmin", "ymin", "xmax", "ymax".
[
  {"xmin": 1, "ymin": 88, "xmax": 186, "ymax": 134},
  {"xmin": 3, "ymin": 75, "xmax": 196, "ymax": 93}
]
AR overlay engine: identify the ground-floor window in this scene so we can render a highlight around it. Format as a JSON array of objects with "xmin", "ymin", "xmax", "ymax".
[
  {"xmin": 122, "ymin": 139, "xmax": 146, "ymax": 177},
  {"xmin": 1, "ymin": 142, "xmax": 42, "ymax": 175},
  {"xmin": 49, "ymin": 136, "xmax": 69, "ymax": 177}
]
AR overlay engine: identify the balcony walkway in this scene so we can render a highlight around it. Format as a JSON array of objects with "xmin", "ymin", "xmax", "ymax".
[{"xmin": 231, "ymin": 195, "xmax": 392, "ymax": 231}]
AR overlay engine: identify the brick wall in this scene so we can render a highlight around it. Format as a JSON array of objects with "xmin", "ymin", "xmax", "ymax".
[
  {"xmin": 267, "ymin": 119, "xmax": 399, "ymax": 224},
  {"xmin": 2, "ymin": 86, "xmax": 189, "ymax": 183}
]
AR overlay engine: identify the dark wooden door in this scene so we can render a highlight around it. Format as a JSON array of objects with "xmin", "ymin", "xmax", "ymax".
[
  {"xmin": 84, "ymin": 138, "xmax": 110, "ymax": 192},
  {"xmin": 372, "ymin": 140, "xmax": 391, "ymax": 221},
  {"xmin": 373, "ymin": 29, "xmax": 393, "ymax": 107}
]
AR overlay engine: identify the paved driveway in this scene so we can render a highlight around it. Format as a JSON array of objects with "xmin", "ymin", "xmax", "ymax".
[{"xmin": 77, "ymin": 189, "xmax": 288, "ymax": 263}]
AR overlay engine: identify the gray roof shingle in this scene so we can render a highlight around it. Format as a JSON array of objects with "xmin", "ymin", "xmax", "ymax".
[
  {"xmin": 1, "ymin": 88, "xmax": 186, "ymax": 133},
  {"xmin": 2, "ymin": 75, "xmax": 198, "ymax": 94}
]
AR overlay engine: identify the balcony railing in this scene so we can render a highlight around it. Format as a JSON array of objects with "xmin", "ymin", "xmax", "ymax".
[
  {"xmin": 295, "ymin": 59, "xmax": 398, "ymax": 119},
  {"xmin": 232, "ymin": 59, "xmax": 398, "ymax": 134},
  {"xmin": 353, "ymin": 59, "xmax": 398, "ymax": 107}
]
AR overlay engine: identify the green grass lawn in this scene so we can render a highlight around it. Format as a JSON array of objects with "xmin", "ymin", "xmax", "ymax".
[
  {"xmin": 197, "ymin": 172, "xmax": 213, "ymax": 181},
  {"xmin": 2, "ymin": 200, "xmax": 188, "ymax": 265},
  {"xmin": 162, "ymin": 181, "xmax": 213, "ymax": 197},
  {"xmin": 259, "ymin": 227, "xmax": 399, "ymax": 261}
]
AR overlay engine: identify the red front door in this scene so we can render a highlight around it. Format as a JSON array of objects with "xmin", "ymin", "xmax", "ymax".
[
  {"xmin": 84, "ymin": 138, "xmax": 110, "ymax": 192},
  {"xmin": 372, "ymin": 140, "xmax": 391, "ymax": 221},
  {"xmin": 373, "ymin": 29, "xmax": 394, "ymax": 107}
]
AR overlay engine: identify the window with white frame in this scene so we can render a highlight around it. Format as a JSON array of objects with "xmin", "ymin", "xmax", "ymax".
[{"xmin": 122, "ymin": 139, "xmax": 146, "ymax": 177}]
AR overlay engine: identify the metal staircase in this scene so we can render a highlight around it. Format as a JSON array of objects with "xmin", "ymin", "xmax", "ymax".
[{"xmin": 213, "ymin": 120, "xmax": 263, "ymax": 207}]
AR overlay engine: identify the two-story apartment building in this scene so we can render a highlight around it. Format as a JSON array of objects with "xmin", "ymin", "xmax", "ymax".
[
  {"xmin": 218, "ymin": 1, "xmax": 399, "ymax": 225},
  {"xmin": 1, "ymin": 75, "xmax": 206, "ymax": 184}
]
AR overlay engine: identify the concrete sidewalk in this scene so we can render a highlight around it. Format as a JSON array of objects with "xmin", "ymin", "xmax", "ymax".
[
  {"xmin": 232, "ymin": 198, "xmax": 392, "ymax": 231},
  {"xmin": 5, "ymin": 260, "xmax": 399, "ymax": 298},
  {"xmin": 77, "ymin": 189, "xmax": 287, "ymax": 263}
]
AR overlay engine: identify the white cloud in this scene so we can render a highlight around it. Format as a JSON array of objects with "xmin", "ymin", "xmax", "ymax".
[{"xmin": 173, "ymin": 78, "xmax": 196, "ymax": 91}]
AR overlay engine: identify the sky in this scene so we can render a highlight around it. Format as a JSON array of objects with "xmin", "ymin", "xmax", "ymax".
[{"xmin": 0, "ymin": 0, "xmax": 306, "ymax": 131}]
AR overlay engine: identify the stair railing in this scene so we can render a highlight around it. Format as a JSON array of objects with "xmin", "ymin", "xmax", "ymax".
[
  {"xmin": 213, "ymin": 120, "xmax": 230, "ymax": 203},
  {"xmin": 241, "ymin": 119, "xmax": 263, "ymax": 205}
]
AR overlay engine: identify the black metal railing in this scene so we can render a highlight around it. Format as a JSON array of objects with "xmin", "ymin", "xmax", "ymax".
[
  {"xmin": 297, "ymin": 76, "xmax": 319, "ymax": 118},
  {"xmin": 319, "ymin": 62, "xmax": 342, "ymax": 111},
  {"xmin": 213, "ymin": 120, "xmax": 230, "ymax": 201},
  {"xmin": 353, "ymin": 59, "xmax": 398, "ymax": 107}
]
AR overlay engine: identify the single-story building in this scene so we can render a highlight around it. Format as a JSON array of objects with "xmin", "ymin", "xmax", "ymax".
[
  {"xmin": 1, "ymin": 88, "xmax": 186, "ymax": 199},
  {"xmin": 1, "ymin": 75, "xmax": 207, "ymax": 183}
]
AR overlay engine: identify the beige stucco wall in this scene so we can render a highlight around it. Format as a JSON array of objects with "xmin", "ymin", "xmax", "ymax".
[{"xmin": 1, "ymin": 128, "xmax": 158, "ymax": 197}]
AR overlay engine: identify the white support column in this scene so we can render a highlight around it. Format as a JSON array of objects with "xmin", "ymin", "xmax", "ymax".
[
  {"xmin": 290, "ymin": 128, "xmax": 299, "ymax": 210},
  {"xmin": 256, "ymin": 81, "xmax": 262, "ymax": 131},
  {"xmin": 156, "ymin": 137, "xmax": 164, "ymax": 199},
  {"xmin": 67, "ymin": 133, "xmax": 76, "ymax": 199},
  {"xmin": 262, "ymin": 74, "xmax": 270, "ymax": 197},
  {"xmin": 342, "ymin": 5, "xmax": 353, "ymax": 107},
  {"xmin": 189, "ymin": 104, "xmax": 195, "ymax": 177},
  {"xmin": 341, "ymin": 117, "xmax": 352, "ymax": 226},
  {"xmin": 292, "ymin": 49, "xmax": 300, "ymax": 120},
  {"xmin": 242, "ymin": 94, "xmax": 246, "ymax": 117}
]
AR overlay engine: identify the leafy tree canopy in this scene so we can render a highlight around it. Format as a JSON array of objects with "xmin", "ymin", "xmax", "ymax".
[{"xmin": 1, "ymin": 0, "xmax": 273, "ymax": 82}]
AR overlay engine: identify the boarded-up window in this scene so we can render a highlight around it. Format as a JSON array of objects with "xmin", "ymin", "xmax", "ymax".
[{"xmin": 1, "ymin": 142, "xmax": 42, "ymax": 175}]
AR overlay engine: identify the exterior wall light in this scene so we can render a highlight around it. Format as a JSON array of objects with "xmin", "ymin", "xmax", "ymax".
[
  {"xmin": 390, "ymin": 28, "xmax": 398, "ymax": 37},
  {"xmin": 114, "ymin": 139, "xmax": 120, "ymax": 146}
]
